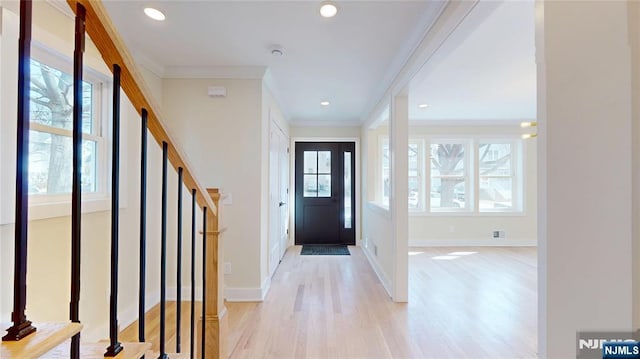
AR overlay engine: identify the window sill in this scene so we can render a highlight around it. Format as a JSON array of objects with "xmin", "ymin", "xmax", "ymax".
[
  {"xmin": 409, "ymin": 210, "xmax": 527, "ymax": 217},
  {"xmin": 1, "ymin": 196, "xmax": 113, "ymax": 225},
  {"xmin": 366, "ymin": 201, "xmax": 391, "ymax": 218}
]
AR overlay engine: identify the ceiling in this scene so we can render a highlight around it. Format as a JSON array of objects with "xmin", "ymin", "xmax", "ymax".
[
  {"xmin": 408, "ymin": 0, "xmax": 536, "ymax": 122},
  {"xmin": 102, "ymin": 0, "xmax": 445, "ymax": 125}
]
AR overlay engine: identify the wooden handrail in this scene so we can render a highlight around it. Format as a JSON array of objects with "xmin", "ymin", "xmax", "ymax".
[
  {"xmin": 63, "ymin": 1, "xmax": 226, "ymax": 357},
  {"xmin": 65, "ymin": 0, "xmax": 217, "ymax": 216}
]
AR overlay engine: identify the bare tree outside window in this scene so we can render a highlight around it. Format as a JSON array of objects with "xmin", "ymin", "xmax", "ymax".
[
  {"xmin": 28, "ymin": 58, "xmax": 97, "ymax": 195},
  {"xmin": 430, "ymin": 143, "xmax": 466, "ymax": 209}
]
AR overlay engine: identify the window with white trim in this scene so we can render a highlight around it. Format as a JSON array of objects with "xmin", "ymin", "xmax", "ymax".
[
  {"xmin": 429, "ymin": 141, "xmax": 470, "ymax": 212},
  {"xmin": 408, "ymin": 139, "xmax": 424, "ymax": 211},
  {"xmin": 28, "ymin": 48, "xmax": 107, "ymax": 202},
  {"xmin": 380, "ymin": 137, "xmax": 426, "ymax": 210},
  {"xmin": 380, "ymin": 137, "xmax": 390, "ymax": 206},
  {"xmin": 478, "ymin": 142, "xmax": 519, "ymax": 212}
]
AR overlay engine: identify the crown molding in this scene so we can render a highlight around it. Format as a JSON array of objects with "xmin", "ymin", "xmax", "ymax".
[
  {"xmin": 291, "ymin": 120, "xmax": 362, "ymax": 128},
  {"xmin": 408, "ymin": 119, "xmax": 531, "ymax": 127},
  {"xmin": 45, "ymin": 0, "xmax": 74, "ymax": 19},
  {"xmin": 163, "ymin": 65, "xmax": 267, "ymax": 79}
]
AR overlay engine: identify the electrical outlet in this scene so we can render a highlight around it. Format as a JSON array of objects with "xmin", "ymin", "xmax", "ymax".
[{"xmin": 224, "ymin": 262, "xmax": 232, "ymax": 274}]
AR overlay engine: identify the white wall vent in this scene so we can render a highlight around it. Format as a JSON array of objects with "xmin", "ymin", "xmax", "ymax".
[{"xmin": 208, "ymin": 86, "xmax": 227, "ymax": 98}]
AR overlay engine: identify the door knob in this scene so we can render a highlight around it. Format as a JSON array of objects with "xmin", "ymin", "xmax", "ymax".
[{"xmin": 279, "ymin": 202, "xmax": 286, "ymax": 207}]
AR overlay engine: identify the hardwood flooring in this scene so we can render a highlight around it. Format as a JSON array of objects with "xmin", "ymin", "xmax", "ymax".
[{"xmin": 121, "ymin": 246, "xmax": 537, "ymax": 358}]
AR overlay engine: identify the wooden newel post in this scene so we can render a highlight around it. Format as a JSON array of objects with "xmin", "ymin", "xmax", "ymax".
[{"xmin": 198, "ymin": 188, "xmax": 227, "ymax": 358}]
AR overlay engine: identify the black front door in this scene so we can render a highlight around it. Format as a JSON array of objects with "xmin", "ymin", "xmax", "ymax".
[{"xmin": 295, "ymin": 142, "xmax": 355, "ymax": 245}]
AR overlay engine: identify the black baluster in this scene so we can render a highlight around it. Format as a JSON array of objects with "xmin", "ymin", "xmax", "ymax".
[
  {"xmin": 176, "ymin": 167, "xmax": 183, "ymax": 353},
  {"xmin": 70, "ymin": 4, "xmax": 86, "ymax": 359},
  {"xmin": 190, "ymin": 189, "xmax": 196, "ymax": 359},
  {"xmin": 139, "ymin": 109, "xmax": 148, "ymax": 351},
  {"xmin": 159, "ymin": 142, "xmax": 169, "ymax": 359},
  {"xmin": 201, "ymin": 207, "xmax": 207, "ymax": 359},
  {"xmin": 2, "ymin": 0, "xmax": 36, "ymax": 342},
  {"xmin": 104, "ymin": 64, "xmax": 123, "ymax": 357}
]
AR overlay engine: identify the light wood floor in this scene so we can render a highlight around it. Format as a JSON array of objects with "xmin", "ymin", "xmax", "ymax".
[{"xmin": 121, "ymin": 246, "xmax": 537, "ymax": 358}]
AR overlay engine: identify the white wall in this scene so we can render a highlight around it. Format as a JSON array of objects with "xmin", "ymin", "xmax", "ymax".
[
  {"xmin": 631, "ymin": 0, "xmax": 640, "ymax": 331},
  {"xmin": 360, "ymin": 124, "xmax": 393, "ymax": 295},
  {"xmin": 162, "ymin": 77, "xmax": 265, "ymax": 298},
  {"xmin": 0, "ymin": 2, "xmax": 202, "ymax": 342},
  {"xmin": 408, "ymin": 124, "xmax": 537, "ymax": 246},
  {"xmin": 538, "ymin": 1, "xmax": 634, "ymax": 356}
]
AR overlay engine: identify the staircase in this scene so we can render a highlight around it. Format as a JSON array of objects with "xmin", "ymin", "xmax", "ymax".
[{"xmin": 0, "ymin": 0, "xmax": 226, "ymax": 357}]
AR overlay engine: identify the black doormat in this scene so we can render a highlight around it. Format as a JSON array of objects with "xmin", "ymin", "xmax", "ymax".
[{"xmin": 301, "ymin": 245, "xmax": 350, "ymax": 255}]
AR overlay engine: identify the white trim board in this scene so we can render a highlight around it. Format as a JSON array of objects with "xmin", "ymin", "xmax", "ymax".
[
  {"xmin": 225, "ymin": 276, "xmax": 271, "ymax": 302},
  {"xmin": 409, "ymin": 238, "xmax": 537, "ymax": 247},
  {"xmin": 362, "ymin": 245, "xmax": 392, "ymax": 298}
]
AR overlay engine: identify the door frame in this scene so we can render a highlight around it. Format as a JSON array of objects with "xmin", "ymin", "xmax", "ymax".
[
  {"xmin": 290, "ymin": 137, "xmax": 360, "ymax": 247},
  {"xmin": 268, "ymin": 119, "xmax": 288, "ymax": 278}
]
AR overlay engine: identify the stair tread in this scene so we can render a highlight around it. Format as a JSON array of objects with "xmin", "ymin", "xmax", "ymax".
[
  {"xmin": 166, "ymin": 353, "xmax": 189, "ymax": 358},
  {"xmin": 0, "ymin": 322, "xmax": 82, "ymax": 358},
  {"xmin": 43, "ymin": 341, "xmax": 151, "ymax": 359}
]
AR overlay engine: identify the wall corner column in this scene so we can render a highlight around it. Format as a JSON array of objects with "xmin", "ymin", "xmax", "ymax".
[{"xmin": 391, "ymin": 93, "xmax": 409, "ymax": 302}]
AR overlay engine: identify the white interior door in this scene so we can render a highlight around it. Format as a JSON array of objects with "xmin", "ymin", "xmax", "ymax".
[
  {"xmin": 278, "ymin": 132, "xmax": 289, "ymax": 259},
  {"xmin": 268, "ymin": 122, "xmax": 281, "ymax": 278}
]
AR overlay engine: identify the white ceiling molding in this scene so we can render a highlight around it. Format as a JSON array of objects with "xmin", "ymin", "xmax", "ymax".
[
  {"xmin": 291, "ymin": 120, "xmax": 362, "ymax": 128},
  {"xmin": 361, "ymin": 0, "xmax": 448, "ymax": 126},
  {"xmin": 132, "ymin": 49, "xmax": 166, "ymax": 79},
  {"xmin": 363, "ymin": 0, "xmax": 479, "ymax": 129},
  {"xmin": 263, "ymin": 68, "xmax": 291, "ymax": 123},
  {"xmin": 163, "ymin": 66, "xmax": 267, "ymax": 79},
  {"xmin": 408, "ymin": 2, "xmax": 501, "ymax": 89},
  {"xmin": 45, "ymin": 0, "xmax": 74, "ymax": 19},
  {"xmin": 409, "ymin": 119, "xmax": 526, "ymax": 127}
]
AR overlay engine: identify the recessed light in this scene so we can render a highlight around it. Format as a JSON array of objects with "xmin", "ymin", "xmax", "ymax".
[
  {"xmin": 418, "ymin": 103, "xmax": 429, "ymax": 108},
  {"xmin": 320, "ymin": 2, "xmax": 338, "ymax": 18},
  {"xmin": 144, "ymin": 7, "xmax": 165, "ymax": 21},
  {"xmin": 320, "ymin": 101, "xmax": 330, "ymax": 106}
]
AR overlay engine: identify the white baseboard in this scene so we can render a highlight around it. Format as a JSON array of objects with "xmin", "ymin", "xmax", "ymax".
[
  {"xmin": 409, "ymin": 238, "xmax": 537, "ymax": 247},
  {"xmin": 118, "ymin": 291, "xmax": 161, "ymax": 332},
  {"xmin": 167, "ymin": 286, "xmax": 203, "ymax": 302},
  {"xmin": 362, "ymin": 245, "xmax": 392, "ymax": 298},
  {"xmin": 117, "ymin": 286, "xmax": 204, "ymax": 333},
  {"xmin": 225, "ymin": 276, "xmax": 271, "ymax": 302}
]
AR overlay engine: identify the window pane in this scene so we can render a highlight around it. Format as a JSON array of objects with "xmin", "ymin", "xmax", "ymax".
[
  {"xmin": 430, "ymin": 143, "xmax": 466, "ymax": 210},
  {"xmin": 318, "ymin": 175, "xmax": 331, "ymax": 197},
  {"xmin": 382, "ymin": 143, "xmax": 389, "ymax": 205},
  {"xmin": 431, "ymin": 179, "xmax": 465, "ymax": 209},
  {"xmin": 479, "ymin": 143, "xmax": 511, "ymax": 176},
  {"xmin": 409, "ymin": 176, "xmax": 420, "ymax": 209},
  {"xmin": 480, "ymin": 177, "xmax": 513, "ymax": 210},
  {"xmin": 30, "ymin": 59, "xmax": 93, "ymax": 134},
  {"xmin": 408, "ymin": 143, "xmax": 420, "ymax": 209},
  {"xmin": 303, "ymin": 175, "xmax": 317, "ymax": 197},
  {"xmin": 28, "ymin": 131, "xmax": 97, "ymax": 194},
  {"xmin": 430, "ymin": 143, "xmax": 465, "ymax": 176},
  {"xmin": 304, "ymin": 151, "xmax": 317, "ymax": 174},
  {"xmin": 318, "ymin": 151, "xmax": 331, "ymax": 173},
  {"xmin": 344, "ymin": 152, "xmax": 352, "ymax": 228}
]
